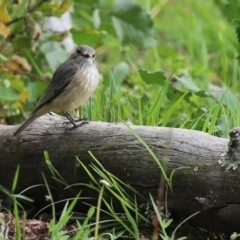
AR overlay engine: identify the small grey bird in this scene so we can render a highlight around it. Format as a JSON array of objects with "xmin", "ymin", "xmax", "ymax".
[{"xmin": 13, "ymin": 45, "xmax": 100, "ymax": 136}]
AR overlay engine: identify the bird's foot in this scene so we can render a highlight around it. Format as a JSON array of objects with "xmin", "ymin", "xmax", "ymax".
[
  {"xmin": 63, "ymin": 119, "xmax": 89, "ymax": 131},
  {"xmin": 70, "ymin": 120, "xmax": 89, "ymax": 130},
  {"xmin": 62, "ymin": 117, "xmax": 89, "ymax": 125},
  {"xmin": 62, "ymin": 118, "xmax": 89, "ymax": 126}
]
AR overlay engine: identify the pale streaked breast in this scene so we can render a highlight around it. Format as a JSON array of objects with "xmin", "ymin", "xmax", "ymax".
[{"xmin": 51, "ymin": 64, "xmax": 99, "ymax": 111}]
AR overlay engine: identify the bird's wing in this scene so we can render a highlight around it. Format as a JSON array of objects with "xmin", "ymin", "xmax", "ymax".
[{"xmin": 33, "ymin": 60, "xmax": 78, "ymax": 113}]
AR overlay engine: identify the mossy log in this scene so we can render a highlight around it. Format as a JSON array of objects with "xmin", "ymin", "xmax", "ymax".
[{"xmin": 0, "ymin": 114, "xmax": 239, "ymax": 233}]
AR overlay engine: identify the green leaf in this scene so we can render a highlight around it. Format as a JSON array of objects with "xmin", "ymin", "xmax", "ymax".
[
  {"xmin": 194, "ymin": 90, "xmax": 209, "ymax": 98},
  {"xmin": 87, "ymin": 206, "xmax": 95, "ymax": 218},
  {"xmin": 36, "ymin": 1, "xmax": 64, "ymax": 17},
  {"xmin": 93, "ymin": 8, "xmax": 101, "ymax": 29},
  {"xmin": 174, "ymin": 76, "xmax": 209, "ymax": 97},
  {"xmin": 218, "ymin": 89, "xmax": 237, "ymax": 108},
  {"xmin": 71, "ymin": 28, "xmax": 102, "ymax": 46},
  {"xmin": 167, "ymin": 84, "xmax": 186, "ymax": 102},
  {"xmin": 0, "ymin": 53, "xmax": 7, "ymax": 62},
  {"xmin": 113, "ymin": 61, "xmax": 130, "ymax": 86},
  {"xmin": 27, "ymin": 81, "xmax": 46, "ymax": 102},
  {"xmin": 139, "ymin": 69, "xmax": 166, "ymax": 85},
  {"xmin": 11, "ymin": 0, "xmax": 28, "ymax": 16},
  {"xmin": 13, "ymin": 36, "xmax": 32, "ymax": 51},
  {"xmin": 74, "ymin": 0, "xmax": 99, "ymax": 4},
  {"xmin": 111, "ymin": 0, "xmax": 156, "ymax": 46},
  {"xmin": 40, "ymin": 42, "xmax": 68, "ymax": 71},
  {"xmin": 175, "ymin": 76, "xmax": 200, "ymax": 92},
  {"xmin": 0, "ymin": 87, "xmax": 19, "ymax": 101},
  {"xmin": 37, "ymin": 0, "xmax": 72, "ymax": 17},
  {"xmin": 224, "ymin": 0, "xmax": 240, "ymax": 22}
]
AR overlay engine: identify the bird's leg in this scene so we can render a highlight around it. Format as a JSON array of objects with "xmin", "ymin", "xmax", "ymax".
[
  {"xmin": 62, "ymin": 111, "xmax": 89, "ymax": 129},
  {"xmin": 64, "ymin": 111, "xmax": 89, "ymax": 123},
  {"xmin": 63, "ymin": 111, "xmax": 77, "ymax": 126}
]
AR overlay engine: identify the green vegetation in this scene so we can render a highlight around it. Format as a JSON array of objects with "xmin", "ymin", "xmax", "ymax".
[
  {"xmin": 1, "ymin": 0, "xmax": 239, "ymax": 137},
  {"xmin": 1, "ymin": 0, "xmax": 240, "ymax": 239}
]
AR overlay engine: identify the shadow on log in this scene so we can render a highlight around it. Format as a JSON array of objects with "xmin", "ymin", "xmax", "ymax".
[{"xmin": 0, "ymin": 114, "xmax": 239, "ymax": 233}]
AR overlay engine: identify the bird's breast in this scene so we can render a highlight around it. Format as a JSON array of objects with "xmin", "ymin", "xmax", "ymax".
[{"xmin": 51, "ymin": 65, "xmax": 99, "ymax": 111}]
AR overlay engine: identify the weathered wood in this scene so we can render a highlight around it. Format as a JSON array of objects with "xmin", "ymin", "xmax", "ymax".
[{"xmin": 0, "ymin": 114, "xmax": 239, "ymax": 233}]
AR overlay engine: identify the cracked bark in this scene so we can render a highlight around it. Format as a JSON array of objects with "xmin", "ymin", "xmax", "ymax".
[{"xmin": 0, "ymin": 114, "xmax": 239, "ymax": 233}]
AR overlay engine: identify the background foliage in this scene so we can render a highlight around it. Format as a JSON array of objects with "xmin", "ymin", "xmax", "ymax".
[{"xmin": 0, "ymin": 0, "xmax": 239, "ymax": 138}]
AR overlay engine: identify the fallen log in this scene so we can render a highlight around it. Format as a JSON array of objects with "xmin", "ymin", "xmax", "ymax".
[{"xmin": 0, "ymin": 114, "xmax": 239, "ymax": 233}]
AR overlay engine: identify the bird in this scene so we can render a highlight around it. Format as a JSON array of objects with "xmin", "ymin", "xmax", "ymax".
[{"xmin": 12, "ymin": 45, "xmax": 100, "ymax": 137}]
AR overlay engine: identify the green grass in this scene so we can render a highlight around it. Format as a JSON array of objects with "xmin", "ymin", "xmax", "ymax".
[{"xmin": 75, "ymin": 0, "xmax": 239, "ymax": 137}]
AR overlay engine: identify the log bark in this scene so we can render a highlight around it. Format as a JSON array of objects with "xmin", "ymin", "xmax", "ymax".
[{"xmin": 0, "ymin": 114, "xmax": 239, "ymax": 233}]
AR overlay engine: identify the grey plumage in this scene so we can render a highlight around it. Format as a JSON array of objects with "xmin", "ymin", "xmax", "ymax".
[{"xmin": 13, "ymin": 45, "xmax": 100, "ymax": 137}]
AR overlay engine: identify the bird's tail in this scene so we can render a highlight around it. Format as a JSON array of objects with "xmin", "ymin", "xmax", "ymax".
[{"xmin": 12, "ymin": 113, "xmax": 37, "ymax": 137}]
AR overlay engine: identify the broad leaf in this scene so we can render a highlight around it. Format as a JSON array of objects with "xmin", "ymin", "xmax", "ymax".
[
  {"xmin": 174, "ymin": 76, "xmax": 209, "ymax": 97},
  {"xmin": 139, "ymin": 69, "xmax": 166, "ymax": 85},
  {"xmin": 93, "ymin": 9, "xmax": 101, "ymax": 29},
  {"xmin": 0, "ymin": 87, "xmax": 19, "ymax": 101},
  {"xmin": 113, "ymin": 61, "xmax": 130, "ymax": 86},
  {"xmin": 111, "ymin": 0, "xmax": 156, "ymax": 46},
  {"xmin": 13, "ymin": 36, "xmax": 32, "ymax": 50},
  {"xmin": 224, "ymin": 0, "xmax": 240, "ymax": 22},
  {"xmin": 40, "ymin": 42, "xmax": 68, "ymax": 71}
]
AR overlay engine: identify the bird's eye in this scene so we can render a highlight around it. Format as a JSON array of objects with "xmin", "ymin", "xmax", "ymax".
[
  {"xmin": 84, "ymin": 53, "xmax": 90, "ymax": 58},
  {"xmin": 92, "ymin": 54, "xmax": 95, "ymax": 58},
  {"xmin": 76, "ymin": 49, "xmax": 81, "ymax": 54}
]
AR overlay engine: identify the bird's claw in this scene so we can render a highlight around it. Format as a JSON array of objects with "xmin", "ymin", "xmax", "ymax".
[
  {"xmin": 62, "ymin": 118, "xmax": 89, "ymax": 126},
  {"xmin": 63, "ymin": 120, "xmax": 89, "ymax": 131}
]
